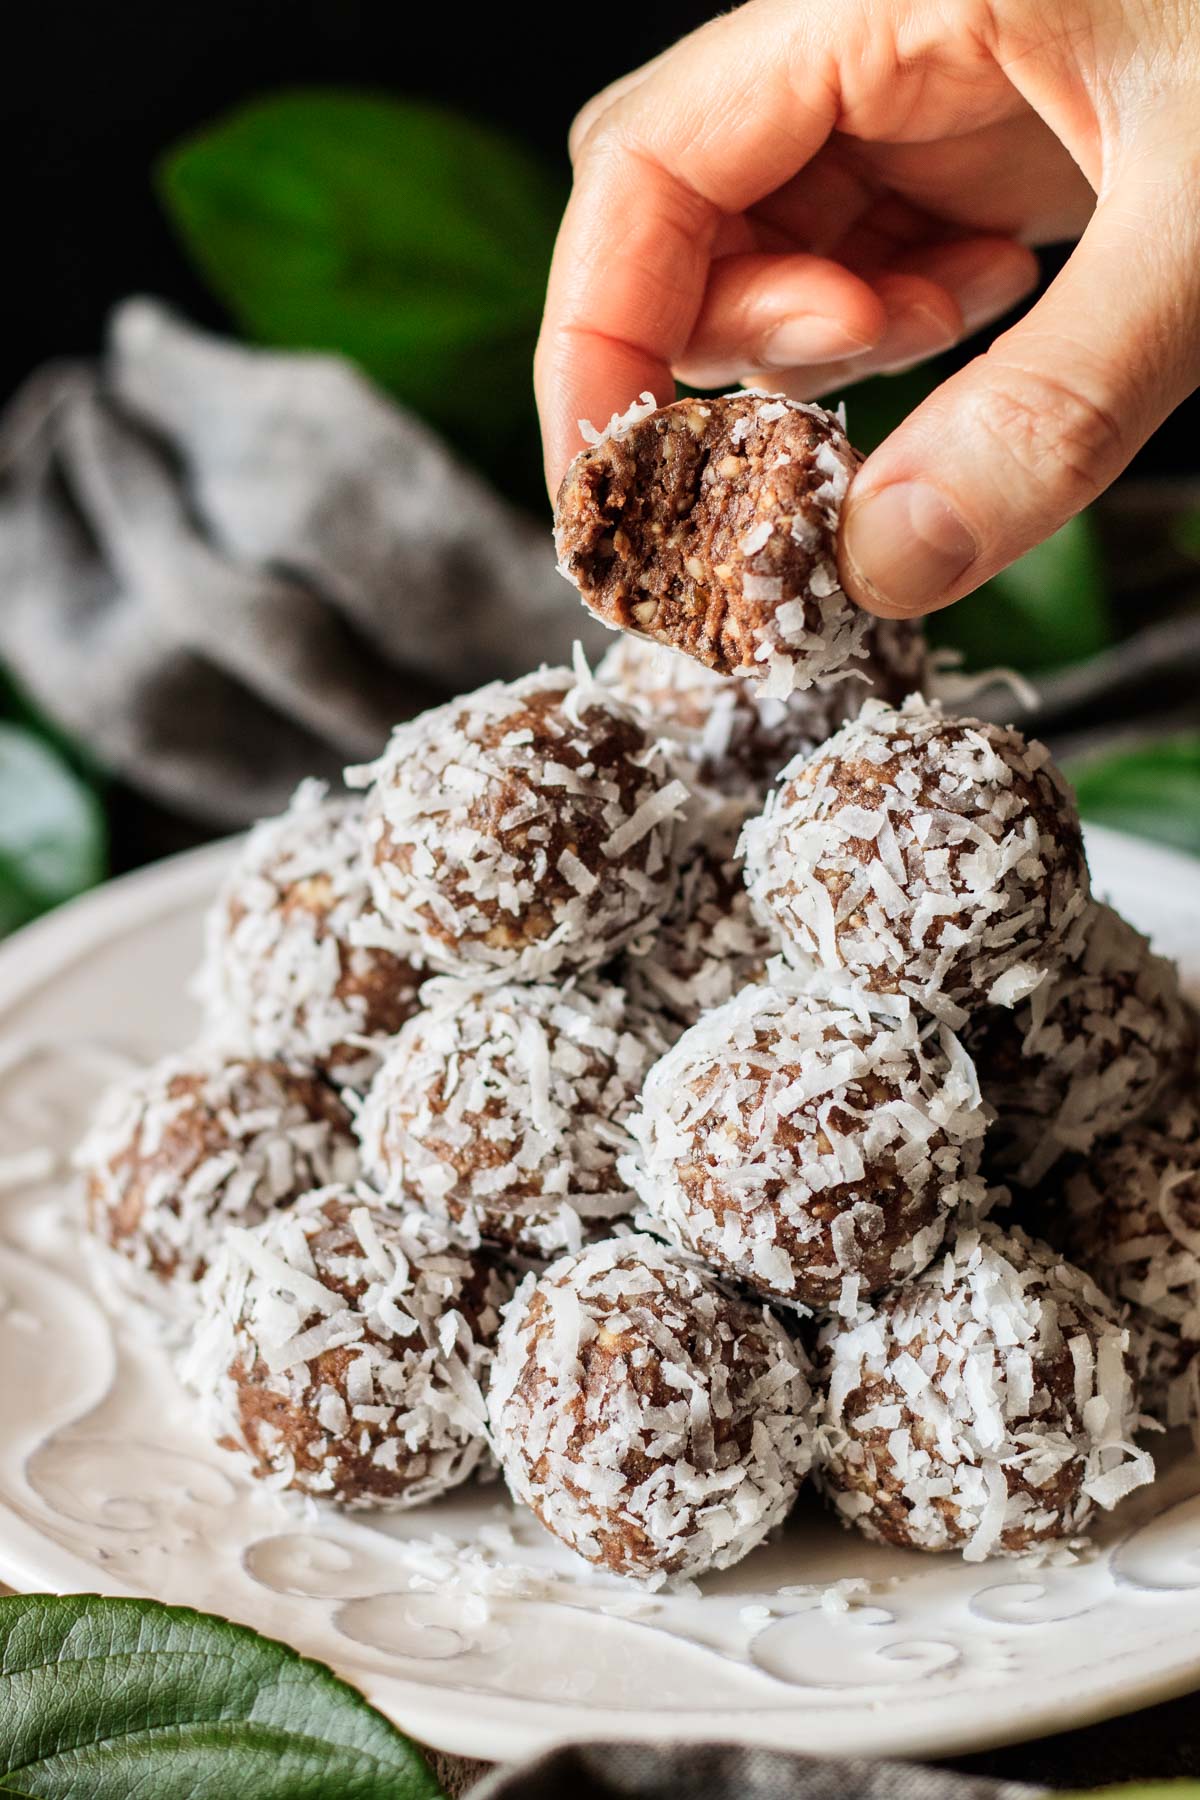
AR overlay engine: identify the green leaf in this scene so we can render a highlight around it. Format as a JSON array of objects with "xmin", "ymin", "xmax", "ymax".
[
  {"xmin": 157, "ymin": 89, "xmax": 563, "ymax": 478},
  {"xmin": 0, "ymin": 1594, "xmax": 445, "ymax": 1800},
  {"xmin": 838, "ymin": 363, "xmax": 946, "ymax": 456},
  {"xmin": 929, "ymin": 512, "xmax": 1113, "ymax": 674},
  {"xmin": 1067, "ymin": 734, "xmax": 1200, "ymax": 858},
  {"xmin": 0, "ymin": 726, "xmax": 107, "ymax": 936}
]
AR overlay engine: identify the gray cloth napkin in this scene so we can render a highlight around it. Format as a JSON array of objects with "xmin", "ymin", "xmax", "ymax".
[
  {"xmin": 0, "ymin": 299, "xmax": 604, "ymax": 826},
  {"xmin": 470, "ymin": 1743, "xmax": 1039, "ymax": 1800}
]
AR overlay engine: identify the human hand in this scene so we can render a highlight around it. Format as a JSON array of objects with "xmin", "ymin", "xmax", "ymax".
[{"xmin": 535, "ymin": 0, "xmax": 1200, "ymax": 619}]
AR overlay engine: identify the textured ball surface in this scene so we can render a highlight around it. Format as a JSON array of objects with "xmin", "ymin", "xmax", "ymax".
[
  {"xmin": 184, "ymin": 1188, "xmax": 512, "ymax": 1507},
  {"xmin": 490, "ymin": 1234, "xmax": 817, "ymax": 1582},
  {"xmin": 624, "ymin": 972, "xmax": 987, "ymax": 1310},
  {"xmin": 621, "ymin": 792, "xmax": 778, "ymax": 1029},
  {"xmin": 1066, "ymin": 1099, "xmax": 1200, "ymax": 1435},
  {"xmin": 555, "ymin": 392, "xmax": 864, "ymax": 699},
  {"xmin": 965, "ymin": 902, "xmax": 1196, "ymax": 1185},
  {"xmin": 742, "ymin": 698, "xmax": 1090, "ymax": 1017},
  {"xmin": 357, "ymin": 977, "xmax": 661, "ymax": 1259},
  {"xmin": 78, "ymin": 1049, "xmax": 358, "ymax": 1293},
  {"xmin": 202, "ymin": 781, "xmax": 425, "ymax": 1087},
  {"xmin": 596, "ymin": 617, "xmax": 927, "ymax": 795},
  {"xmin": 814, "ymin": 1223, "xmax": 1152, "ymax": 1559},
  {"xmin": 355, "ymin": 662, "xmax": 690, "ymax": 981}
]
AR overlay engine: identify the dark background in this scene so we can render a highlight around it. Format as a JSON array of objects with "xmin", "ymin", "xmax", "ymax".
[
  {"xmin": 2, "ymin": 0, "xmax": 697, "ymax": 407},
  {"xmin": 3, "ymin": 0, "xmax": 1195, "ymax": 476}
]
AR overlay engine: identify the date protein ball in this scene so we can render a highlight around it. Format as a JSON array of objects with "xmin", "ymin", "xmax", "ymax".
[
  {"xmin": 964, "ymin": 903, "xmax": 1197, "ymax": 1186},
  {"xmin": 596, "ymin": 616, "xmax": 927, "ymax": 795},
  {"xmin": 621, "ymin": 793, "xmax": 778, "ymax": 1029},
  {"xmin": 742, "ymin": 698, "xmax": 1090, "ymax": 1019},
  {"xmin": 1066, "ymin": 1100, "xmax": 1200, "ymax": 1436},
  {"xmin": 357, "ymin": 977, "xmax": 660, "ymax": 1259},
  {"xmin": 489, "ymin": 1234, "xmax": 817, "ymax": 1582},
  {"xmin": 183, "ymin": 1188, "xmax": 512, "ymax": 1507},
  {"xmin": 554, "ymin": 391, "xmax": 866, "ymax": 699},
  {"xmin": 624, "ymin": 974, "xmax": 987, "ymax": 1312},
  {"xmin": 77, "ymin": 1050, "xmax": 359, "ymax": 1295},
  {"xmin": 814, "ymin": 1223, "xmax": 1154, "ymax": 1559},
  {"xmin": 201, "ymin": 781, "xmax": 425, "ymax": 1087},
  {"xmin": 352, "ymin": 661, "xmax": 690, "ymax": 982}
]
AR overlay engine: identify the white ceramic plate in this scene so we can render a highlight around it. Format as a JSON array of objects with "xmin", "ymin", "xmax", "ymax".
[{"xmin": 0, "ymin": 825, "xmax": 1198, "ymax": 1764}]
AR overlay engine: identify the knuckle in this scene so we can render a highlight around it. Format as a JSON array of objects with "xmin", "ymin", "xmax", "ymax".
[{"xmin": 969, "ymin": 357, "xmax": 1125, "ymax": 504}]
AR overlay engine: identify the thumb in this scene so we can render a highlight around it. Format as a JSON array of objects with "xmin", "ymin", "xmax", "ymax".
[{"xmin": 838, "ymin": 171, "xmax": 1200, "ymax": 618}]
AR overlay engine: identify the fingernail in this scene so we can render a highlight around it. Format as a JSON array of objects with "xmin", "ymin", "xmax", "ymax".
[
  {"xmin": 953, "ymin": 261, "xmax": 1037, "ymax": 332},
  {"xmin": 874, "ymin": 303, "xmax": 960, "ymax": 375},
  {"xmin": 842, "ymin": 481, "xmax": 978, "ymax": 613},
  {"xmin": 760, "ymin": 316, "xmax": 876, "ymax": 368}
]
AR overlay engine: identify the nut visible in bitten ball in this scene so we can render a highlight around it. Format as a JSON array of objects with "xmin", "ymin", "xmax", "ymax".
[
  {"xmin": 183, "ymin": 1188, "xmax": 512, "ymax": 1508},
  {"xmin": 596, "ymin": 616, "xmax": 928, "ymax": 796},
  {"xmin": 201, "ymin": 781, "xmax": 426, "ymax": 1088},
  {"xmin": 964, "ymin": 902, "xmax": 1197, "ymax": 1186},
  {"xmin": 555, "ymin": 392, "xmax": 865, "ymax": 699},
  {"xmin": 742, "ymin": 698, "xmax": 1090, "ymax": 1020},
  {"xmin": 1066, "ymin": 1099, "xmax": 1200, "ymax": 1436},
  {"xmin": 357, "ymin": 976, "xmax": 661, "ymax": 1260},
  {"xmin": 489, "ymin": 1235, "xmax": 818, "ymax": 1583},
  {"xmin": 76, "ymin": 1050, "xmax": 359, "ymax": 1297},
  {"xmin": 813, "ymin": 1223, "xmax": 1154, "ymax": 1560},
  {"xmin": 352, "ymin": 661, "xmax": 690, "ymax": 982},
  {"xmin": 624, "ymin": 971, "xmax": 987, "ymax": 1311}
]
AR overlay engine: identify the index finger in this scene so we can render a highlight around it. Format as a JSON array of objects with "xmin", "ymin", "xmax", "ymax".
[{"xmin": 534, "ymin": 0, "xmax": 841, "ymax": 494}]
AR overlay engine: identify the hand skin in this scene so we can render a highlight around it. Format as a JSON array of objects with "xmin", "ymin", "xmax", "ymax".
[{"xmin": 535, "ymin": 0, "xmax": 1200, "ymax": 619}]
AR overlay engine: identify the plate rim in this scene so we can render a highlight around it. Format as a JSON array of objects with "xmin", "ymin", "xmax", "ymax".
[{"xmin": 0, "ymin": 821, "xmax": 1198, "ymax": 1763}]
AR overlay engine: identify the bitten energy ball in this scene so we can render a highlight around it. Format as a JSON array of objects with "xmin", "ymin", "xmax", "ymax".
[
  {"xmin": 353, "ymin": 661, "xmax": 690, "ymax": 982},
  {"xmin": 184, "ymin": 1188, "xmax": 512, "ymax": 1507},
  {"xmin": 621, "ymin": 794, "xmax": 777, "ymax": 1029},
  {"xmin": 555, "ymin": 392, "xmax": 865, "ymax": 699},
  {"xmin": 814, "ymin": 1223, "xmax": 1154, "ymax": 1559},
  {"xmin": 357, "ymin": 977, "xmax": 661, "ymax": 1259},
  {"xmin": 624, "ymin": 974, "xmax": 987, "ymax": 1311},
  {"xmin": 964, "ymin": 903, "xmax": 1197, "ymax": 1186},
  {"xmin": 596, "ymin": 617, "xmax": 927, "ymax": 795},
  {"xmin": 77, "ymin": 1050, "xmax": 359, "ymax": 1293},
  {"xmin": 490, "ymin": 1235, "xmax": 817, "ymax": 1582},
  {"xmin": 201, "ymin": 781, "xmax": 425, "ymax": 1087},
  {"xmin": 743, "ymin": 698, "xmax": 1090, "ymax": 1019},
  {"xmin": 1066, "ymin": 1100, "xmax": 1200, "ymax": 1435}
]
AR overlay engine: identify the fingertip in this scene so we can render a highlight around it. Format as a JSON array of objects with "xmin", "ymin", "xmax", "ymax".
[{"xmin": 838, "ymin": 476, "xmax": 980, "ymax": 618}]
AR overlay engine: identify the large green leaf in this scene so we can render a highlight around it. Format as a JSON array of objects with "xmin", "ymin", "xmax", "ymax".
[
  {"xmin": 0, "ymin": 725, "xmax": 107, "ymax": 936},
  {"xmin": 0, "ymin": 1594, "xmax": 444, "ymax": 1800},
  {"xmin": 930, "ymin": 512, "xmax": 1113, "ymax": 674},
  {"xmin": 158, "ymin": 89, "xmax": 564, "ymax": 481},
  {"xmin": 1067, "ymin": 734, "xmax": 1200, "ymax": 858}
]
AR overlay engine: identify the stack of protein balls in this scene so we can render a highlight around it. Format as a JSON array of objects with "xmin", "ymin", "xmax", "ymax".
[{"xmin": 75, "ymin": 391, "xmax": 1198, "ymax": 1586}]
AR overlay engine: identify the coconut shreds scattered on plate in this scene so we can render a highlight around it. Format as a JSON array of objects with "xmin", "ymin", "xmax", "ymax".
[
  {"xmin": 65, "ymin": 389, "xmax": 1193, "ymax": 1585},
  {"xmin": 622, "ymin": 965, "xmax": 988, "ymax": 1312},
  {"xmin": 1066, "ymin": 1099, "xmax": 1200, "ymax": 1438},
  {"xmin": 965, "ymin": 900, "xmax": 1198, "ymax": 1186},
  {"xmin": 813, "ymin": 1222, "xmax": 1155, "ymax": 1561},
  {"xmin": 200, "ymin": 779, "xmax": 426, "ymax": 1088},
  {"xmin": 75, "ymin": 1048, "xmax": 360, "ymax": 1299},
  {"xmin": 348, "ymin": 658, "xmax": 691, "ymax": 984},
  {"xmin": 355, "ymin": 974, "xmax": 665, "ymax": 1259},
  {"xmin": 181, "ymin": 1185, "xmax": 513, "ymax": 1508},
  {"xmin": 489, "ymin": 1234, "xmax": 818, "ymax": 1585}
]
